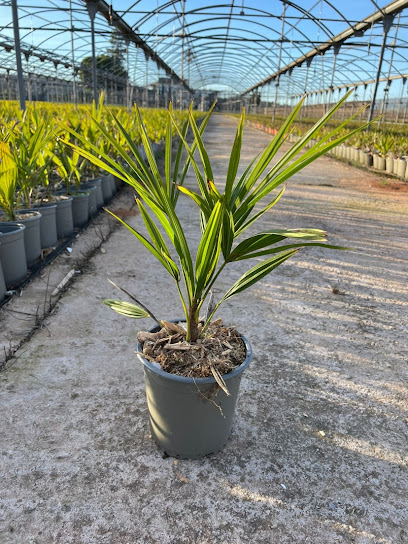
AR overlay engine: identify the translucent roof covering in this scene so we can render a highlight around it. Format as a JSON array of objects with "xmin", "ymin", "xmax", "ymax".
[{"xmin": 0, "ymin": 0, "xmax": 408, "ymax": 101}]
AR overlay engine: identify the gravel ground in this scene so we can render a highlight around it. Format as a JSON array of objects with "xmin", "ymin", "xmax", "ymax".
[{"xmin": 0, "ymin": 114, "xmax": 407, "ymax": 544}]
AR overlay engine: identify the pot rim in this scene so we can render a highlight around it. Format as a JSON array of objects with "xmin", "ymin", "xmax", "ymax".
[
  {"xmin": 86, "ymin": 177, "xmax": 102, "ymax": 183},
  {"xmin": 2, "ymin": 209, "xmax": 42, "ymax": 222},
  {"xmin": 101, "ymin": 174, "xmax": 114, "ymax": 183},
  {"xmin": 0, "ymin": 222, "xmax": 26, "ymax": 234},
  {"xmin": 70, "ymin": 191, "xmax": 90, "ymax": 198},
  {"xmin": 31, "ymin": 203, "xmax": 57, "ymax": 211},
  {"xmin": 137, "ymin": 319, "xmax": 252, "ymax": 384}
]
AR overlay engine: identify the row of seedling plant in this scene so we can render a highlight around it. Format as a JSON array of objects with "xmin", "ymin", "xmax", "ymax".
[
  {"xmin": 0, "ymin": 95, "xmax": 203, "ymax": 298},
  {"xmin": 239, "ymin": 112, "xmax": 408, "ymax": 179}
]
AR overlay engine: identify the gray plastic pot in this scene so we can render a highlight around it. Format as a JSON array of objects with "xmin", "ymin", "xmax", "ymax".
[
  {"xmin": 373, "ymin": 154, "xmax": 378, "ymax": 169},
  {"xmin": 109, "ymin": 174, "xmax": 117, "ymax": 196},
  {"xmin": 137, "ymin": 322, "xmax": 252, "ymax": 459},
  {"xmin": 35, "ymin": 204, "xmax": 58, "ymax": 249},
  {"xmin": 395, "ymin": 158, "xmax": 406, "ymax": 178},
  {"xmin": 55, "ymin": 197, "xmax": 74, "ymax": 238},
  {"xmin": 114, "ymin": 174, "xmax": 123, "ymax": 192},
  {"xmin": 14, "ymin": 210, "xmax": 42, "ymax": 265},
  {"xmin": 88, "ymin": 177, "xmax": 104, "ymax": 209},
  {"xmin": 101, "ymin": 174, "xmax": 113, "ymax": 203},
  {"xmin": 377, "ymin": 156, "xmax": 386, "ymax": 171},
  {"xmin": 385, "ymin": 157, "xmax": 394, "ymax": 174},
  {"xmin": 80, "ymin": 183, "xmax": 97, "ymax": 216},
  {"xmin": 0, "ymin": 223, "xmax": 27, "ymax": 288},
  {"xmin": 71, "ymin": 192, "xmax": 90, "ymax": 228},
  {"xmin": 0, "ymin": 256, "xmax": 6, "ymax": 302}
]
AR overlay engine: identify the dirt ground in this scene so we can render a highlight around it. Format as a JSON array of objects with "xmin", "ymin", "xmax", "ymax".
[{"xmin": 0, "ymin": 115, "xmax": 407, "ymax": 544}]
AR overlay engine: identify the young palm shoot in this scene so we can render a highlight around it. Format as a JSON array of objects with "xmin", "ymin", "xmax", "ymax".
[
  {"xmin": 0, "ymin": 139, "xmax": 18, "ymax": 221},
  {"xmin": 6, "ymin": 111, "xmax": 53, "ymax": 209},
  {"xmin": 52, "ymin": 138, "xmax": 86, "ymax": 193},
  {"xmin": 63, "ymin": 92, "xmax": 372, "ymax": 343}
]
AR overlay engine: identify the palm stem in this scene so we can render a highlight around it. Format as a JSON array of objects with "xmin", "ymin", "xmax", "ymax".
[{"xmin": 197, "ymin": 261, "xmax": 227, "ymax": 313}]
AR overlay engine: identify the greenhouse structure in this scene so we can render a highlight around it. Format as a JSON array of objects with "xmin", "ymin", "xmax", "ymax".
[
  {"xmin": 1, "ymin": 0, "xmax": 408, "ymax": 118},
  {"xmin": 0, "ymin": 2, "xmax": 407, "ymax": 543}
]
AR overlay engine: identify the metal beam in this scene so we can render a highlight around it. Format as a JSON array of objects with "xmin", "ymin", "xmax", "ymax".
[
  {"xmin": 241, "ymin": 0, "xmax": 408, "ymax": 96},
  {"xmin": 368, "ymin": 13, "xmax": 395, "ymax": 123},
  {"xmin": 0, "ymin": 33, "xmax": 76, "ymax": 72},
  {"xmin": 82, "ymin": 0, "xmax": 193, "ymax": 93}
]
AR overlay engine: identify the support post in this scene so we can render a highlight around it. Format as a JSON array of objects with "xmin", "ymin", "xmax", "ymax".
[
  {"xmin": 69, "ymin": 0, "xmax": 77, "ymax": 108},
  {"xmin": 86, "ymin": 1, "xmax": 98, "ymax": 105},
  {"xmin": 179, "ymin": 0, "xmax": 186, "ymax": 111},
  {"xmin": 380, "ymin": 81, "xmax": 390, "ymax": 120},
  {"xmin": 283, "ymin": 70, "xmax": 292, "ymax": 117},
  {"xmin": 327, "ymin": 43, "xmax": 340, "ymax": 112},
  {"xmin": 266, "ymin": 81, "xmax": 271, "ymax": 116},
  {"xmin": 368, "ymin": 14, "xmax": 394, "ymax": 125},
  {"xmin": 395, "ymin": 77, "xmax": 406, "ymax": 123},
  {"xmin": 342, "ymin": 87, "xmax": 349, "ymax": 121},
  {"xmin": 11, "ymin": 0, "xmax": 25, "ymax": 110},
  {"xmin": 125, "ymin": 39, "xmax": 130, "ymax": 111},
  {"xmin": 145, "ymin": 52, "xmax": 149, "ymax": 107},
  {"xmin": 6, "ymin": 70, "xmax": 10, "ymax": 100},
  {"xmin": 272, "ymin": 3, "xmax": 286, "ymax": 122},
  {"xmin": 300, "ymin": 58, "xmax": 312, "ymax": 120}
]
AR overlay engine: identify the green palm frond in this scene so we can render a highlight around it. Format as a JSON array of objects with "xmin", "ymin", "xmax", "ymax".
[{"xmin": 61, "ymin": 96, "xmax": 371, "ymax": 342}]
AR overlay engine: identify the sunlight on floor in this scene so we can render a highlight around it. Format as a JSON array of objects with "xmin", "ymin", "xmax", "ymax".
[
  {"xmin": 298, "ymin": 362, "xmax": 407, "ymax": 416},
  {"xmin": 226, "ymin": 483, "xmax": 285, "ymax": 508}
]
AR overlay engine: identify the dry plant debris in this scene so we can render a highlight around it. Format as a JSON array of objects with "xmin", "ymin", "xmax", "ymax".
[{"xmin": 137, "ymin": 318, "xmax": 246, "ymax": 378}]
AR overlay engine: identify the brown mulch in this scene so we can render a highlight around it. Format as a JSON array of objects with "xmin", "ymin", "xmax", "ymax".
[
  {"xmin": 137, "ymin": 318, "xmax": 246, "ymax": 379},
  {"xmin": 0, "ymin": 211, "xmax": 39, "ymax": 220}
]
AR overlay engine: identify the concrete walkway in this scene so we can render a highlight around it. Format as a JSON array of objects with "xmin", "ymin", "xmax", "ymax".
[{"xmin": 0, "ymin": 115, "xmax": 407, "ymax": 544}]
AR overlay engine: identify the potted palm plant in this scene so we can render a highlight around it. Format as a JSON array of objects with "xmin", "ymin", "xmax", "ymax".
[
  {"xmin": 78, "ymin": 93, "xmax": 116, "ymax": 203},
  {"xmin": 51, "ymin": 138, "xmax": 89, "ymax": 230},
  {"xmin": 0, "ymin": 140, "xmax": 28, "ymax": 286},
  {"xmin": 374, "ymin": 132, "xmax": 394, "ymax": 172},
  {"xmin": 64, "ymin": 91, "xmax": 371, "ymax": 459},
  {"xmin": 6, "ymin": 110, "xmax": 57, "ymax": 251}
]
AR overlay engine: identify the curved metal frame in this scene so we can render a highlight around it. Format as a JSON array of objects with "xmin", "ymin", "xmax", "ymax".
[{"xmin": 1, "ymin": 0, "xmax": 408, "ymax": 110}]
